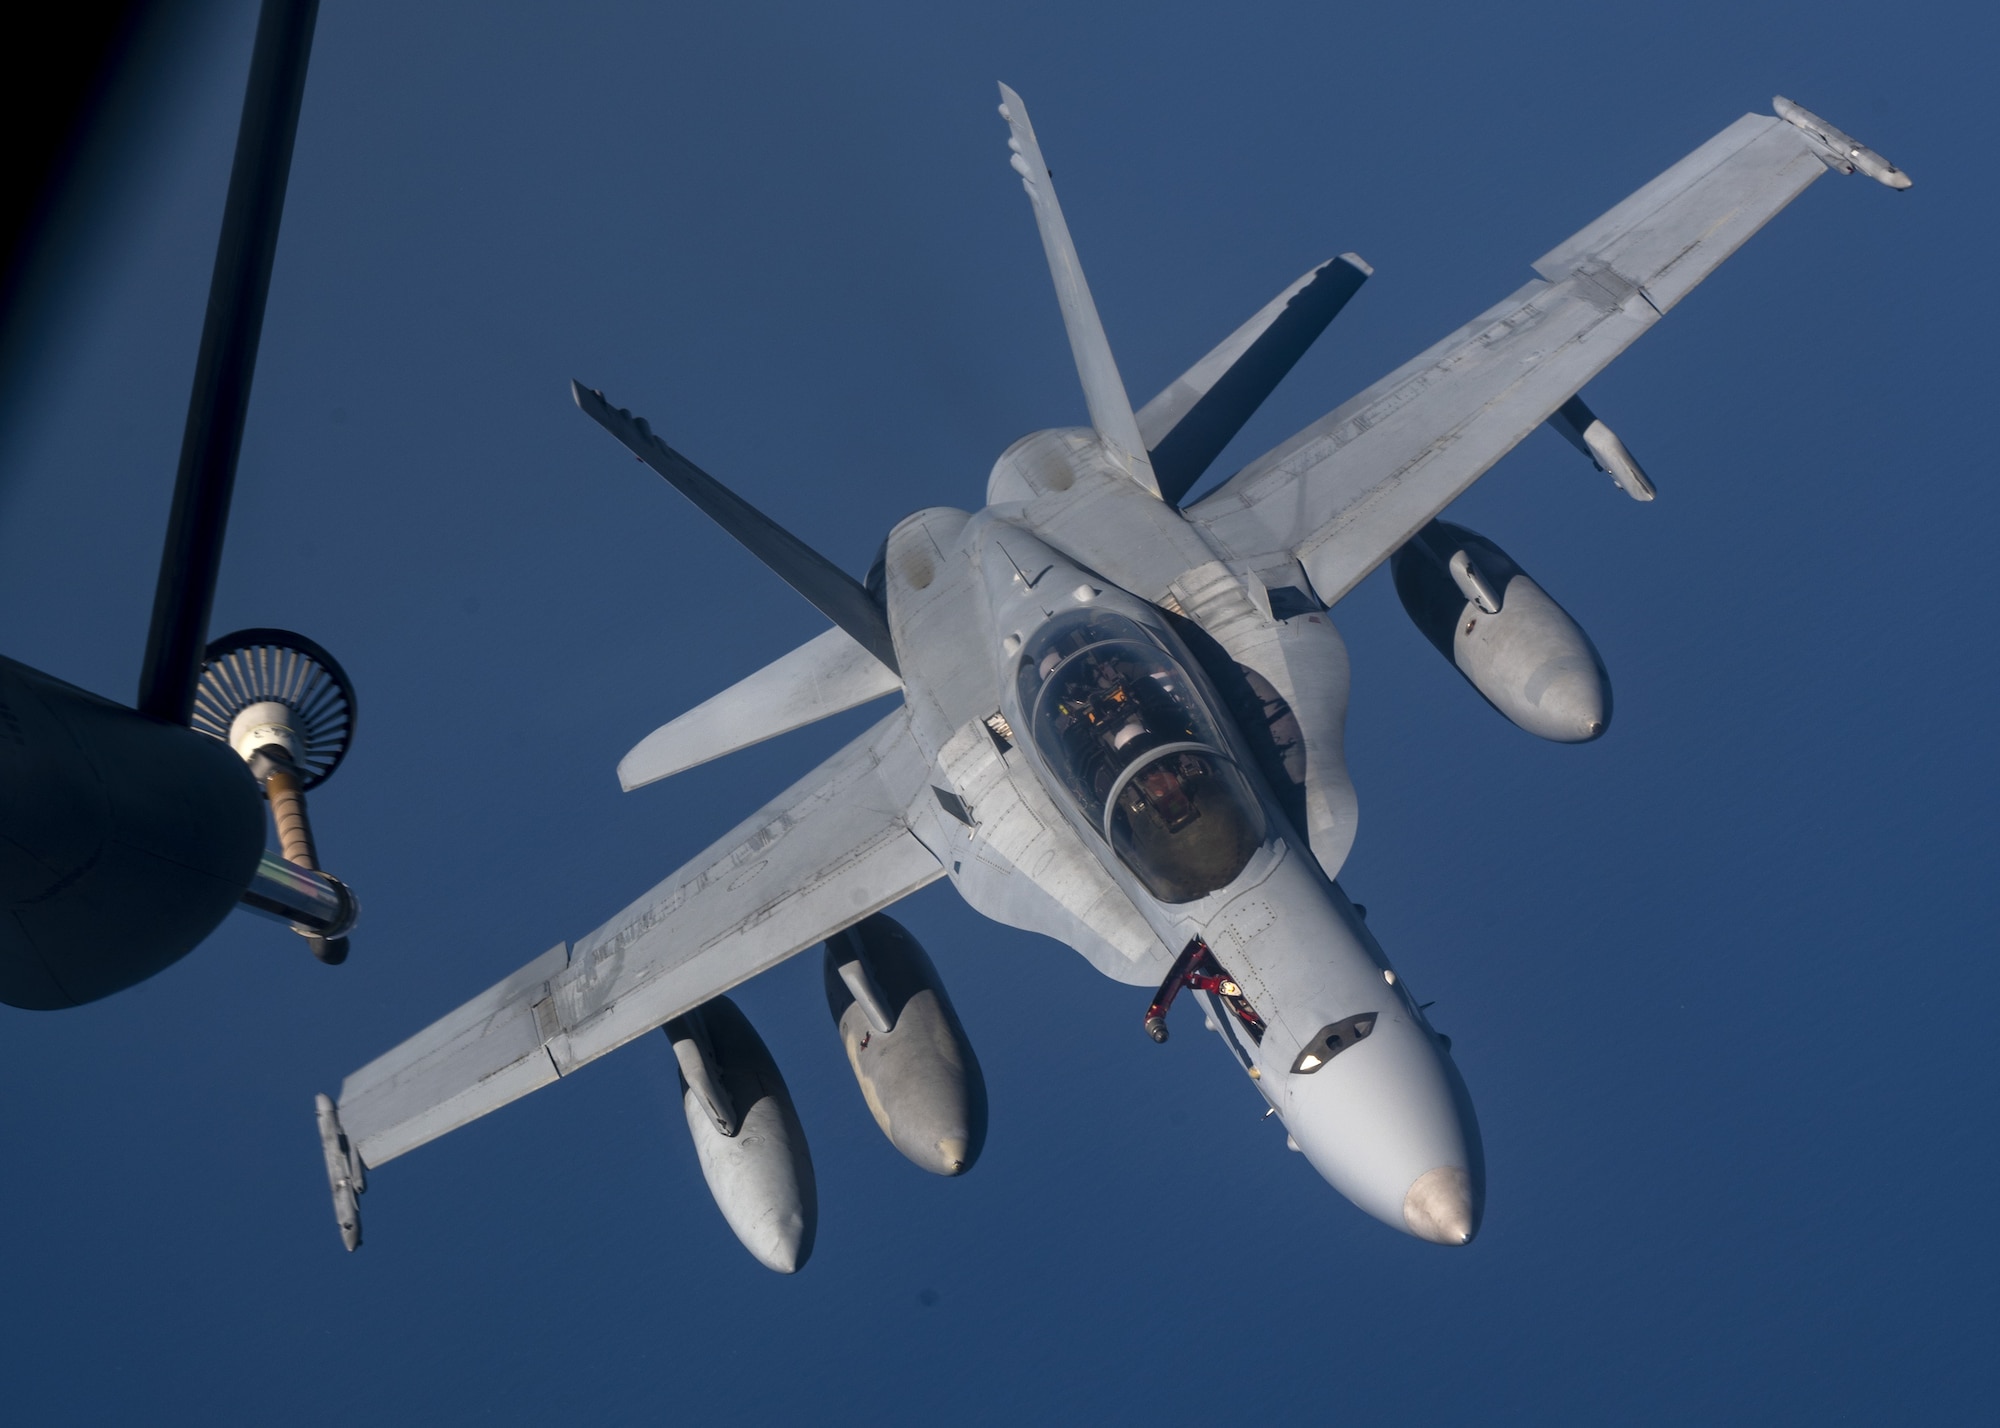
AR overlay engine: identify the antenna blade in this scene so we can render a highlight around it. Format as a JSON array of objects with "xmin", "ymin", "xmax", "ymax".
[
  {"xmin": 572, "ymin": 383, "xmax": 899, "ymax": 675},
  {"xmin": 996, "ymin": 84, "xmax": 1159, "ymax": 497},
  {"xmin": 138, "ymin": 0, "xmax": 320, "ymax": 722}
]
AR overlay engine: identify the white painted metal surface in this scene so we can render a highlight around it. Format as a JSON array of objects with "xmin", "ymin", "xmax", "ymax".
[
  {"xmin": 617, "ymin": 625, "xmax": 901, "ymax": 791},
  {"xmin": 325, "ymin": 93, "xmax": 1904, "ymax": 1261}
]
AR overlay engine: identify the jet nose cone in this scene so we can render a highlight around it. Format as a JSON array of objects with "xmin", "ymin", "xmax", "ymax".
[
  {"xmin": 1403, "ymin": 1165, "xmax": 1481, "ymax": 1245},
  {"xmin": 1281, "ymin": 1010, "xmax": 1485, "ymax": 1242}
]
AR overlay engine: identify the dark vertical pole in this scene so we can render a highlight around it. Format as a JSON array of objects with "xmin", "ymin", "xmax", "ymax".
[{"xmin": 137, "ymin": 0, "xmax": 318, "ymax": 722}]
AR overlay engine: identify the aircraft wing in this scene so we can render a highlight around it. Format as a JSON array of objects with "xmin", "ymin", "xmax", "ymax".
[
  {"xmin": 334, "ymin": 706, "xmax": 943, "ymax": 1169},
  {"xmin": 1184, "ymin": 110, "xmax": 1845, "ymax": 605}
]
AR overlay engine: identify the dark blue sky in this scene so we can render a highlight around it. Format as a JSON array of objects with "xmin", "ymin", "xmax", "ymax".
[{"xmin": 2, "ymin": 1, "xmax": 1993, "ymax": 1421}]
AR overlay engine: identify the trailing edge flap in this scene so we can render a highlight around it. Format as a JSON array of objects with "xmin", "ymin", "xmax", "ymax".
[
  {"xmin": 1137, "ymin": 254, "xmax": 1372, "ymax": 505},
  {"xmin": 996, "ymin": 83, "xmax": 1160, "ymax": 498},
  {"xmin": 336, "ymin": 706, "xmax": 943, "ymax": 1170},
  {"xmin": 619, "ymin": 625, "xmax": 904, "ymax": 791},
  {"xmin": 572, "ymin": 382, "xmax": 898, "ymax": 674}
]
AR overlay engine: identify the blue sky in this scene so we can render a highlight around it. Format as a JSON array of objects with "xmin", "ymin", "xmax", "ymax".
[{"xmin": 2, "ymin": 1, "xmax": 1994, "ymax": 1422}]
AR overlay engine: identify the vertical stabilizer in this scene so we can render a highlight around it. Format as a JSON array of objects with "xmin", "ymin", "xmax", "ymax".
[
  {"xmin": 996, "ymin": 84, "xmax": 1160, "ymax": 498},
  {"xmin": 1136, "ymin": 254, "xmax": 1372, "ymax": 504},
  {"xmin": 573, "ymin": 382, "xmax": 899, "ymax": 674}
]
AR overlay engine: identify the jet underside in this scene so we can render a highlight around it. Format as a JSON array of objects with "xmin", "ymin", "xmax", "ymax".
[{"xmin": 317, "ymin": 88, "xmax": 1908, "ymax": 1267}]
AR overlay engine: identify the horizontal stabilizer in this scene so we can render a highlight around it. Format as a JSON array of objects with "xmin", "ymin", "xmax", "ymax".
[
  {"xmin": 1138, "ymin": 254, "xmax": 1372, "ymax": 504},
  {"xmin": 996, "ymin": 84, "xmax": 1160, "ymax": 497},
  {"xmin": 573, "ymin": 383, "xmax": 898, "ymax": 673},
  {"xmin": 619, "ymin": 625, "xmax": 903, "ymax": 791}
]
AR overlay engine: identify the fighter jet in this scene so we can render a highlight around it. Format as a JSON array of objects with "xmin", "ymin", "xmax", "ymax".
[{"xmin": 317, "ymin": 87, "xmax": 1909, "ymax": 1266}]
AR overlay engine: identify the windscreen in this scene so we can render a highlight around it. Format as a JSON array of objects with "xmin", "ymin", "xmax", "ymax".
[{"xmin": 1017, "ymin": 611, "xmax": 1264, "ymax": 903}]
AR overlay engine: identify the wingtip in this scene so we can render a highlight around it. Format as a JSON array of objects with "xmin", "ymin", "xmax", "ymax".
[
  {"xmin": 315, "ymin": 1092, "xmax": 366, "ymax": 1253},
  {"xmin": 618, "ymin": 719, "xmax": 685, "ymax": 792}
]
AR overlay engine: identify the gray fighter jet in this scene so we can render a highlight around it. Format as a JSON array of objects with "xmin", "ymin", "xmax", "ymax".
[{"xmin": 317, "ymin": 87, "xmax": 1908, "ymax": 1267}]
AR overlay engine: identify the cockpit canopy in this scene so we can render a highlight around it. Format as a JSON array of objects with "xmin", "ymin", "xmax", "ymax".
[{"xmin": 1015, "ymin": 611, "xmax": 1265, "ymax": 904}]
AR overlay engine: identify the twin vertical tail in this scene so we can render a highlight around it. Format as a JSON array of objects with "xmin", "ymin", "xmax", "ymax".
[
  {"xmin": 572, "ymin": 382, "xmax": 899, "ymax": 675},
  {"xmin": 1135, "ymin": 253, "xmax": 1370, "ymax": 503},
  {"xmin": 996, "ymin": 85, "xmax": 1369, "ymax": 505},
  {"xmin": 573, "ymin": 84, "xmax": 1369, "ymax": 663},
  {"xmin": 996, "ymin": 85, "xmax": 1161, "ymax": 497}
]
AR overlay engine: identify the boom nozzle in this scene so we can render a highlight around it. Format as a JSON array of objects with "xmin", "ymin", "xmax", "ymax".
[{"xmin": 192, "ymin": 629, "xmax": 358, "ymax": 962}]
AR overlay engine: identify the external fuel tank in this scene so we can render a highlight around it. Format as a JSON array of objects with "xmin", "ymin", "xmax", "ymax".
[
  {"xmin": 1390, "ymin": 520, "xmax": 1611, "ymax": 743},
  {"xmin": 823, "ymin": 914, "xmax": 987, "ymax": 1176},
  {"xmin": 665, "ymin": 998, "xmax": 818, "ymax": 1273}
]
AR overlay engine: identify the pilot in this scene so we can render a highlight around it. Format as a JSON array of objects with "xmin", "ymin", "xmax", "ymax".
[{"xmin": 1131, "ymin": 757, "xmax": 1196, "ymax": 830}]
